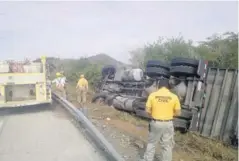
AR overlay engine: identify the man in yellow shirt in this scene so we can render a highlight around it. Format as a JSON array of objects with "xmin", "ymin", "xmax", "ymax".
[
  {"xmin": 141, "ymin": 79, "xmax": 181, "ymax": 161},
  {"xmin": 76, "ymin": 74, "xmax": 88, "ymax": 104}
]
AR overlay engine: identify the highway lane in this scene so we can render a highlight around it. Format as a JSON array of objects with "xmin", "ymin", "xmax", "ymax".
[{"xmin": 0, "ymin": 104, "xmax": 107, "ymax": 161}]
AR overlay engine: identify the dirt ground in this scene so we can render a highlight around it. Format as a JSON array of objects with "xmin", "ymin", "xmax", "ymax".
[{"xmin": 65, "ymin": 86, "xmax": 238, "ymax": 161}]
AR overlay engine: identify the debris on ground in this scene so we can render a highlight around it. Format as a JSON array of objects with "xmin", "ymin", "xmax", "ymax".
[
  {"xmin": 66, "ymin": 86, "xmax": 238, "ymax": 161},
  {"xmin": 87, "ymin": 104, "xmax": 238, "ymax": 161}
]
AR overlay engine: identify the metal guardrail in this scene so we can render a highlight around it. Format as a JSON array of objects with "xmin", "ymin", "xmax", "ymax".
[{"xmin": 52, "ymin": 92, "xmax": 124, "ymax": 161}]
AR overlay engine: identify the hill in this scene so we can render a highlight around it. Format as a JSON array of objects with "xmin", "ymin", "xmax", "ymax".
[
  {"xmin": 87, "ymin": 53, "xmax": 124, "ymax": 67},
  {"xmin": 35, "ymin": 54, "xmax": 125, "ymax": 85}
]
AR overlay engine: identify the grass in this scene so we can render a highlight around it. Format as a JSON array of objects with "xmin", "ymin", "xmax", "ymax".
[
  {"xmin": 115, "ymin": 112, "xmax": 147, "ymax": 126},
  {"xmin": 175, "ymin": 132, "xmax": 237, "ymax": 161},
  {"xmin": 115, "ymin": 111, "xmax": 238, "ymax": 161},
  {"xmin": 63, "ymin": 83, "xmax": 238, "ymax": 161}
]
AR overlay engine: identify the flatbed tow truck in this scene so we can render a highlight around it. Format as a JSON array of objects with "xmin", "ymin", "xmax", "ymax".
[{"xmin": 0, "ymin": 57, "xmax": 124, "ymax": 161}]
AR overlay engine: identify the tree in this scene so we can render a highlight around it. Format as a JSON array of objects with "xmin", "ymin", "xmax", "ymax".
[
  {"xmin": 198, "ymin": 32, "xmax": 238, "ymax": 68},
  {"xmin": 130, "ymin": 35, "xmax": 200, "ymax": 67},
  {"xmin": 129, "ymin": 48, "xmax": 145, "ymax": 68},
  {"xmin": 129, "ymin": 32, "xmax": 238, "ymax": 69}
]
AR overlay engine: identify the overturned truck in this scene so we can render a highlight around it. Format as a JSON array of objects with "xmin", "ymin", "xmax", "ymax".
[{"xmin": 92, "ymin": 57, "xmax": 208, "ymax": 132}]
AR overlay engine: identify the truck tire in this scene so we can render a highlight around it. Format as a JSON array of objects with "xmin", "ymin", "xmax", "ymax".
[
  {"xmin": 102, "ymin": 65, "xmax": 116, "ymax": 77},
  {"xmin": 146, "ymin": 60, "xmax": 170, "ymax": 70},
  {"xmin": 170, "ymin": 66, "xmax": 197, "ymax": 76},
  {"xmin": 146, "ymin": 67, "xmax": 170, "ymax": 78},
  {"xmin": 178, "ymin": 109, "xmax": 193, "ymax": 120},
  {"xmin": 171, "ymin": 57, "xmax": 199, "ymax": 67},
  {"xmin": 173, "ymin": 118, "xmax": 190, "ymax": 133},
  {"xmin": 91, "ymin": 93, "xmax": 108, "ymax": 103},
  {"xmin": 133, "ymin": 101, "xmax": 146, "ymax": 110},
  {"xmin": 135, "ymin": 109, "xmax": 151, "ymax": 119},
  {"xmin": 105, "ymin": 94, "xmax": 118, "ymax": 106}
]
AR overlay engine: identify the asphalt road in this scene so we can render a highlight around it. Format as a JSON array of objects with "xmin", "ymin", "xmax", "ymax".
[{"xmin": 0, "ymin": 104, "xmax": 107, "ymax": 161}]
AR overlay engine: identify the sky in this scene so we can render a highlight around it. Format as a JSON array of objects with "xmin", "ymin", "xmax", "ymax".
[{"xmin": 0, "ymin": 1, "xmax": 238, "ymax": 63}]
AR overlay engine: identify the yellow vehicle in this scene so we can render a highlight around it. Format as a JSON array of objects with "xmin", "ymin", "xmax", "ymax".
[{"xmin": 0, "ymin": 56, "xmax": 52, "ymax": 108}]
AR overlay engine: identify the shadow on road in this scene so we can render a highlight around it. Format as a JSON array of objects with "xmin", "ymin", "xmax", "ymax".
[{"xmin": 0, "ymin": 103, "xmax": 54, "ymax": 116}]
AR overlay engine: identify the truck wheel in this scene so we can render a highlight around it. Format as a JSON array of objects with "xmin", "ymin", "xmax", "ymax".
[
  {"xmin": 146, "ymin": 67, "xmax": 170, "ymax": 78},
  {"xmin": 178, "ymin": 109, "xmax": 193, "ymax": 120},
  {"xmin": 146, "ymin": 60, "xmax": 170, "ymax": 70},
  {"xmin": 133, "ymin": 101, "xmax": 146, "ymax": 110},
  {"xmin": 170, "ymin": 66, "xmax": 197, "ymax": 76},
  {"xmin": 135, "ymin": 109, "xmax": 151, "ymax": 119},
  {"xmin": 95, "ymin": 97, "xmax": 105, "ymax": 104},
  {"xmin": 173, "ymin": 118, "xmax": 190, "ymax": 133},
  {"xmin": 171, "ymin": 57, "xmax": 199, "ymax": 67},
  {"xmin": 102, "ymin": 65, "xmax": 116, "ymax": 78},
  {"xmin": 105, "ymin": 94, "xmax": 118, "ymax": 106},
  {"xmin": 91, "ymin": 93, "xmax": 108, "ymax": 103}
]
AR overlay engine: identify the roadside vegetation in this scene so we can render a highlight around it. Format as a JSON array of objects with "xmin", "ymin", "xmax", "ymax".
[
  {"xmin": 62, "ymin": 85, "xmax": 238, "ymax": 161},
  {"xmin": 45, "ymin": 32, "xmax": 238, "ymax": 86},
  {"xmin": 49, "ymin": 31, "xmax": 238, "ymax": 161}
]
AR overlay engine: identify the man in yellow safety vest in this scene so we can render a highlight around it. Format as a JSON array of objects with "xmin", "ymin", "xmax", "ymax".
[{"xmin": 76, "ymin": 74, "xmax": 88, "ymax": 105}]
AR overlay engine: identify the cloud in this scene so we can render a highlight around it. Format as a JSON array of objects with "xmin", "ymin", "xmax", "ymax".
[{"xmin": 0, "ymin": 1, "xmax": 237, "ymax": 62}]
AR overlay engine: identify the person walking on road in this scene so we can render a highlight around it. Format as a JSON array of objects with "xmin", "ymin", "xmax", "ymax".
[
  {"xmin": 140, "ymin": 79, "xmax": 181, "ymax": 161},
  {"xmin": 76, "ymin": 74, "xmax": 88, "ymax": 105},
  {"xmin": 52, "ymin": 72, "xmax": 67, "ymax": 99}
]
